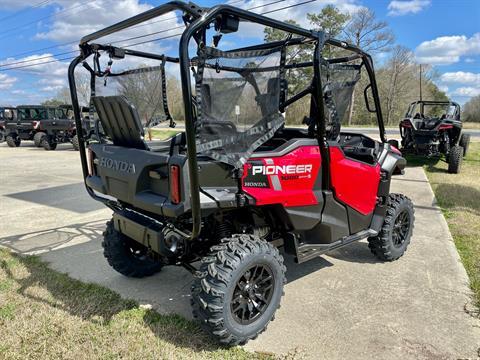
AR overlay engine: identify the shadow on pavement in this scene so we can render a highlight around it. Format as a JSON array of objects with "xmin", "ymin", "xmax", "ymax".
[
  {"xmin": 4, "ymin": 183, "xmax": 105, "ymax": 213},
  {"xmin": 0, "ymin": 219, "xmax": 106, "ymax": 253},
  {"xmin": 404, "ymin": 155, "xmax": 448, "ymax": 173},
  {"xmin": 327, "ymin": 240, "xmax": 382, "ymax": 264}
]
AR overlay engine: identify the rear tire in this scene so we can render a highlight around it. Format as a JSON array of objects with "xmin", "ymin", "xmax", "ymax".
[
  {"xmin": 447, "ymin": 145, "xmax": 463, "ymax": 174},
  {"xmin": 33, "ymin": 132, "xmax": 46, "ymax": 147},
  {"xmin": 6, "ymin": 135, "xmax": 20, "ymax": 147},
  {"xmin": 42, "ymin": 138, "xmax": 57, "ymax": 151},
  {"xmin": 459, "ymin": 134, "xmax": 470, "ymax": 157},
  {"xmin": 102, "ymin": 220, "xmax": 163, "ymax": 278},
  {"xmin": 72, "ymin": 134, "xmax": 79, "ymax": 151},
  {"xmin": 368, "ymin": 194, "xmax": 414, "ymax": 261},
  {"xmin": 191, "ymin": 234, "xmax": 286, "ymax": 346}
]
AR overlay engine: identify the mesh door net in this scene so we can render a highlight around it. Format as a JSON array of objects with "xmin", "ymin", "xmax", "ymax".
[
  {"xmin": 195, "ymin": 46, "xmax": 286, "ymax": 168},
  {"xmin": 321, "ymin": 62, "xmax": 361, "ymax": 139},
  {"xmin": 95, "ymin": 63, "xmax": 173, "ymax": 129}
]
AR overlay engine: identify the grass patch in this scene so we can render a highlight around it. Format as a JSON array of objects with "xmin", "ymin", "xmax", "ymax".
[
  {"xmin": 148, "ymin": 129, "xmax": 180, "ymax": 140},
  {"xmin": 0, "ymin": 249, "xmax": 272, "ymax": 359},
  {"xmin": 410, "ymin": 143, "xmax": 480, "ymax": 311},
  {"xmin": 463, "ymin": 122, "xmax": 480, "ymax": 130}
]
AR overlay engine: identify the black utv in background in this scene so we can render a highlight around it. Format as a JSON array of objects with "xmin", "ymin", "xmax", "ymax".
[
  {"xmin": 5, "ymin": 105, "xmax": 75, "ymax": 150},
  {"xmin": 0, "ymin": 107, "xmax": 16, "ymax": 143},
  {"xmin": 399, "ymin": 100, "xmax": 470, "ymax": 173}
]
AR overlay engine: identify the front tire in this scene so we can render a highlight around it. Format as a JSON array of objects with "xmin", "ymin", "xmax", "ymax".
[
  {"xmin": 33, "ymin": 132, "xmax": 46, "ymax": 147},
  {"xmin": 191, "ymin": 234, "xmax": 286, "ymax": 346},
  {"xmin": 447, "ymin": 145, "xmax": 463, "ymax": 174},
  {"xmin": 72, "ymin": 134, "xmax": 79, "ymax": 151},
  {"xmin": 6, "ymin": 135, "xmax": 20, "ymax": 147},
  {"xmin": 459, "ymin": 134, "xmax": 470, "ymax": 157},
  {"xmin": 368, "ymin": 194, "xmax": 414, "ymax": 261},
  {"xmin": 102, "ymin": 220, "xmax": 163, "ymax": 278}
]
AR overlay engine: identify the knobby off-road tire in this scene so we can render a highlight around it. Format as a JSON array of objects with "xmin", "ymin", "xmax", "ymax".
[
  {"xmin": 33, "ymin": 132, "xmax": 46, "ymax": 147},
  {"xmin": 459, "ymin": 134, "xmax": 470, "ymax": 157},
  {"xmin": 72, "ymin": 134, "xmax": 79, "ymax": 151},
  {"xmin": 6, "ymin": 135, "xmax": 20, "ymax": 147},
  {"xmin": 191, "ymin": 234, "xmax": 286, "ymax": 346},
  {"xmin": 42, "ymin": 138, "xmax": 57, "ymax": 151},
  {"xmin": 368, "ymin": 194, "xmax": 415, "ymax": 261},
  {"xmin": 447, "ymin": 145, "xmax": 463, "ymax": 174},
  {"xmin": 102, "ymin": 220, "xmax": 163, "ymax": 278}
]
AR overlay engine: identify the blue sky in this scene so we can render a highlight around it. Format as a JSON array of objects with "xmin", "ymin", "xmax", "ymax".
[{"xmin": 0, "ymin": 0, "xmax": 479, "ymax": 106}]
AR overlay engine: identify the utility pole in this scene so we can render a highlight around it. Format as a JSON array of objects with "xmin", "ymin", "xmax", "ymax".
[{"xmin": 419, "ymin": 63, "xmax": 422, "ymax": 102}]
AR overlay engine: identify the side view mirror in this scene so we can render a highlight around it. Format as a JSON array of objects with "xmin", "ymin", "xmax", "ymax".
[
  {"xmin": 387, "ymin": 139, "xmax": 399, "ymax": 149},
  {"xmin": 364, "ymin": 84, "xmax": 376, "ymax": 113}
]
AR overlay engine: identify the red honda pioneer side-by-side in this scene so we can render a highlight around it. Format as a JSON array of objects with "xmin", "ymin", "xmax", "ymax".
[{"xmin": 68, "ymin": 1, "xmax": 415, "ymax": 345}]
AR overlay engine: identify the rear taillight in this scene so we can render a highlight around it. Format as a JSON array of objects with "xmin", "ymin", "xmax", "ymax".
[
  {"xmin": 390, "ymin": 145, "xmax": 402, "ymax": 155},
  {"xmin": 169, "ymin": 165, "xmax": 181, "ymax": 204},
  {"xmin": 32, "ymin": 121, "xmax": 40, "ymax": 129},
  {"xmin": 438, "ymin": 124, "xmax": 453, "ymax": 130},
  {"xmin": 87, "ymin": 148, "xmax": 95, "ymax": 176},
  {"xmin": 401, "ymin": 120, "xmax": 412, "ymax": 128}
]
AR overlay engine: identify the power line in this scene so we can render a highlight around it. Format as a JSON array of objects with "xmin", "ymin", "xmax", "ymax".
[
  {"xmin": 0, "ymin": 56, "xmax": 76, "ymax": 72},
  {"xmin": 0, "ymin": 0, "xmax": 53, "ymax": 23},
  {"xmin": 1, "ymin": 0, "xmax": 245, "ymax": 60},
  {"xmin": 0, "ymin": 50, "xmax": 77, "ymax": 68},
  {"xmin": 0, "ymin": 0, "xmax": 318, "ymax": 72},
  {"xmin": 0, "ymin": 0, "xmax": 97, "ymax": 40}
]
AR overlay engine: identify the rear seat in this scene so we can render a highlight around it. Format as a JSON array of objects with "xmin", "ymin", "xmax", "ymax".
[{"xmin": 92, "ymin": 95, "xmax": 173, "ymax": 152}]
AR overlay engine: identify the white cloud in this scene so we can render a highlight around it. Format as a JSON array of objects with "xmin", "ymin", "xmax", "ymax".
[
  {"xmin": 465, "ymin": 58, "xmax": 475, "ymax": 63},
  {"xmin": 0, "ymin": 0, "xmax": 42, "ymax": 10},
  {"xmin": 438, "ymin": 85, "xmax": 449, "ymax": 93},
  {"xmin": 41, "ymin": 85, "xmax": 63, "ymax": 92},
  {"xmin": 35, "ymin": 0, "xmax": 183, "ymax": 45},
  {"xmin": 415, "ymin": 33, "xmax": 480, "ymax": 65},
  {"xmin": 0, "ymin": 73, "xmax": 17, "ymax": 89},
  {"xmin": 387, "ymin": 0, "xmax": 430, "ymax": 16},
  {"xmin": 222, "ymin": 0, "xmax": 363, "ymax": 39},
  {"xmin": 440, "ymin": 71, "xmax": 480, "ymax": 85},
  {"xmin": 0, "ymin": 53, "xmax": 69, "ymax": 77},
  {"xmin": 451, "ymin": 87, "xmax": 480, "ymax": 97}
]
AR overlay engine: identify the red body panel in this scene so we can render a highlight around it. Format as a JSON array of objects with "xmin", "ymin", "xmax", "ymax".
[
  {"xmin": 242, "ymin": 146, "xmax": 321, "ymax": 207},
  {"xmin": 329, "ymin": 146, "xmax": 380, "ymax": 215}
]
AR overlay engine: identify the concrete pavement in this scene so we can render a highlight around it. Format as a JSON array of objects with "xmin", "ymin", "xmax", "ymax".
[{"xmin": 0, "ymin": 143, "xmax": 479, "ymax": 359}]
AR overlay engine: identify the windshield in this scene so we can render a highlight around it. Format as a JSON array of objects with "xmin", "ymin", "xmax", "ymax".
[
  {"xmin": 0, "ymin": 108, "xmax": 15, "ymax": 120},
  {"xmin": 18, "ymin": 108, "xmax": 48, "ymax": 120},
  {"xmin": 407, "ymin": 103, "xmax": 459, "ymax": 119}
]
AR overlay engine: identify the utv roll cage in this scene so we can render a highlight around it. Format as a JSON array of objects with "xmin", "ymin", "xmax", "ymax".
[
  {"xmin": 405, "ymin": 100, "xmax": 461, "ymax": 121},
  {"xmin": 68, "ymin": 0, "xmax": 387, "ymax": 240}
]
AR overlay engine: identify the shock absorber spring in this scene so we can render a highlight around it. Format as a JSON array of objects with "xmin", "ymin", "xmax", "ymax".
[{"xmin": 215, "ymin": 221, "xmax": 233, "ymax": 240}]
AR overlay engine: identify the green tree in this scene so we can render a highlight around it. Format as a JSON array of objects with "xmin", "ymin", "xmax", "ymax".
[
  {"xmin": 463, "ymin": 95, "xmax": 480, "ymax": 123},
  {"xmin": 264, "ymin": 19, "xmax": 314, "ymax": 124},
  {"xmin": 308, "ymin": 5, "xmax": 350, "ymax": 58},
  {"xmin": 343, "ymin": 8, "xmax": 395, "ymax": 125},
  {"xmin": 41, "ymin": 98, "xmax": 64, "ymax": 106},
  {"xmin": 307, "ymin": 5, "xmax": 349, "ymax": 37}
]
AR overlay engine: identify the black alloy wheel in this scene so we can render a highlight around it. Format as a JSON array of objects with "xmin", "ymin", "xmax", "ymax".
[{"xmin": 231, "ymin": 264, "xmax": 275, "ymax": 325}]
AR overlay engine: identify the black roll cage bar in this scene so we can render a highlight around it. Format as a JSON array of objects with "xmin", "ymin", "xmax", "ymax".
[
  {"xmin": 68, "ymin": 1, "xmax": 387, "ymax": 240},
  {"xmin": 406, "ymin": 100, "xmax": 460, "ymax": 119}
]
